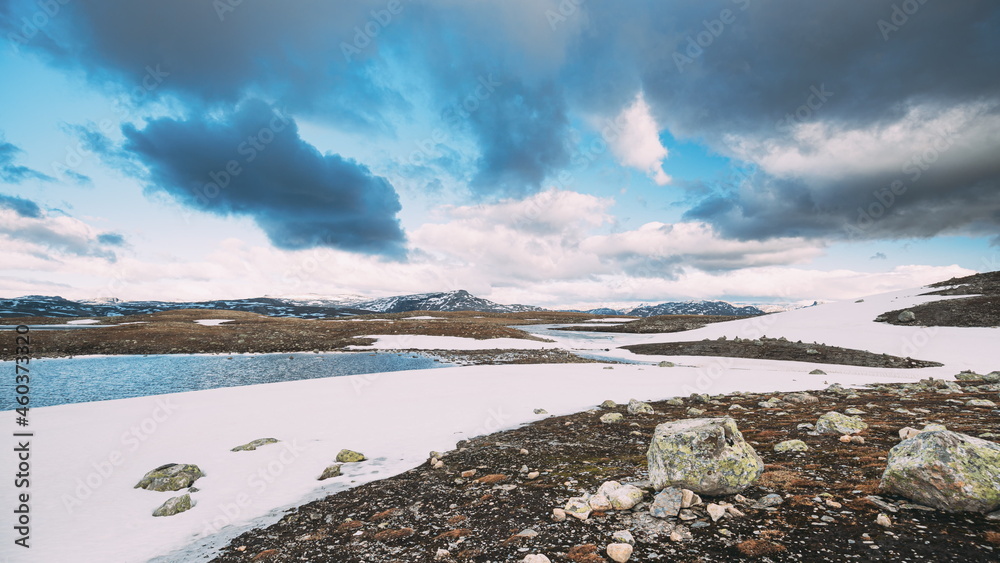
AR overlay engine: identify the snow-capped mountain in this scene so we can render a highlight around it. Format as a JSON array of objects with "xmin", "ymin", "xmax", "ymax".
[
  {"xmin": 569, "ymin": 300, "xmax": 767, "ymax": 317},
  {"xmin": 0, "ymin": 290, "xmax": 541, "ymax": 318},
  {"xmin": 353, "ymin": 289, "xmax": 543, "ymax": 314}
]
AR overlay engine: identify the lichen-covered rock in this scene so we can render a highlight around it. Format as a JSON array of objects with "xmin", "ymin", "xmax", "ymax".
[
  {"xmin": 231, "ymin": 438, "xmax": 279, "ymax": 452},
  {"xmin": 135, "ymin": 463, "xmax": 204, "ymax": 491},
  {"xmin": 954, "ymin": 370, "xmax": 981, "ymax": 381},
  {"xmin": 600, "ymin": 413, "xmax": 624, "ymax": 424},
  {"xmin": 783, "ymin": 392, "xmax": 819, "ymax": 404},
  {"xmin": 607, "ymin": 485, "xmax": 644, "ymax": 510},
  {"xmin": 317, "ymin": 464, "xmax": 342, "ymax": 480},
  {"xmin": 564, "ymin": 497, "xmax": 592, "ymax": 520},
  {"xmin": 658, "ymin": 361, "xmax": 675, "ymax": 368},
  {"xmin": 774, "ymin": 439, "xmax": 809, "ymax": 452},
  {"xmin": 984, "ymin": 371, "xmax": 1000, "ymax": 383},
  {"xmin": 627, "ymin": 399, "xmax": 654, "ymax": 415},
  {"xmin": 689, "ymin": 393, "xmax": 711, "ymax": 404},
  {"xmin": 809, "ymin": 369, "xmax": 827, "ymax": 375},
  {"xmin": 335, "ymin": 449, "xmax": 366, "ymax": 463},
  {"xmin": 898, "ymin": 310, "xmax": 916, "ymax": 323},
  {"xmin": 647, "ymin": 417, "xmax": 763, "ymax": 495},
  {"xmin": 600, "ymin": 400, "xmax": 618, "ymax": 408},
  {"xmin": 967, "ymin": 398, "xmax": 996, "ymax": 407},
  {"xmin": 152, "ymin": 494, "xmax": 193, "ymax": 517},
  {"xmin": 816, "ymin": 411, "xmax": 868, "ymax": 435},
  {"xmin": 880, "ymin": 431, "xmax": 1000, "ymax": 513}
]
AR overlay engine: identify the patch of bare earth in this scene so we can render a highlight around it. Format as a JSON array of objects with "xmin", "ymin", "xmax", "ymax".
[
  {"xmin": 621, "ymin": 337, "xmax": 941, "ymax": 368},
  {"xmin": 212, "ymin": 380, "xmax": 1000, "ymax": 562},
  {"xmin": 880, "ymin": 271, "xmax": 1000, "ymax": 328}
]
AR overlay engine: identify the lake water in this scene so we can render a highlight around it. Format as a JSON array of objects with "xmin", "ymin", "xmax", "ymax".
[{"xmin": 1, "ymin": 352, "xmax": 453, "ymax": 410}]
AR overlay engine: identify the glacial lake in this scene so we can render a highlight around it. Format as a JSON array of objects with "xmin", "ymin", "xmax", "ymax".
[{"xmin": 1, "ymin": 351, "xmax": 453, "ymax": 410}]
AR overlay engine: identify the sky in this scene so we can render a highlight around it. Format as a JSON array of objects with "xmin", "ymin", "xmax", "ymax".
[{"xmin": 0, "ymin": 0, "xmax": 998, "ymax": 310}]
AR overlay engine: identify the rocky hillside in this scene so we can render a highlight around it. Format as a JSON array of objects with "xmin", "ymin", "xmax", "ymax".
[{"xmin": 352, "ymin": 290, "xmax": 543, "ymax": 314}]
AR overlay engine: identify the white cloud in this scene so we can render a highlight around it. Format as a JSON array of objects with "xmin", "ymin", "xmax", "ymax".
[{"xmin": 607, "ymin": 92, "xmax": 672, "ymax": 185}]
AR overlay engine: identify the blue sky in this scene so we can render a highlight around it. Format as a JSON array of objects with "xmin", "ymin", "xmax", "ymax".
[{"xmin": 1, "ymin": 1, "xmax": 998, "ymax": 308}]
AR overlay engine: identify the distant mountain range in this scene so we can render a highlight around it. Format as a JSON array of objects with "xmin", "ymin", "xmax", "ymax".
[
  {"xmin": 0, "ymin": 291, "xmax": 765, "ymax": 319},
  {"xmin": 573, "ymin": 300, "xmax": 766, "ymax": 317}
]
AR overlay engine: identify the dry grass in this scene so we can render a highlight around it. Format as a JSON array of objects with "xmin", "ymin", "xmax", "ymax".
[{"xmin": 736, "ymin": 539, "xmax": 787, "ymax": 556}]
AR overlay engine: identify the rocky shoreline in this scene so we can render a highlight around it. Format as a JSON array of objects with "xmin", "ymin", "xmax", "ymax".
[{"xmin": 209, "ymin": 374, "xmax": 1000, "ymax": 562}]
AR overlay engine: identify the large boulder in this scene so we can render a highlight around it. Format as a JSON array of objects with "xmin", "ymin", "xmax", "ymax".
[
  {"xmin": 880, "ymin": 431, "xmax": 1000, "ymax": 513},
  {"xmin": 816, "ymin": 411, "xmax": 868, "ymax": 435},
  {"xmin": 135, "ymin": 463, "xmax": 204, "ymax": 491},
  {"xmin": 646, "ymin": 417, "xmax": 763, "ymax": 495}
]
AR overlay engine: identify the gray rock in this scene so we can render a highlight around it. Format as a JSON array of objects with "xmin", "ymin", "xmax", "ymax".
[
  {"xmin": 152, "ymin": 494, "xmax": 193, "ymax": 517},
  {"xmin": 774, "ymin": 439, "xmax": 809, "ymax": 452},
  {"xmin": 689, "ymin": 393, "xmax": 711, "ymax": 404},
  {"xmin": 231, "ymin": 438, "xmax": 279, "ymax": 452},
  {"xmin": 649, "ymin": 487, "xmax": 684, "ymax": 518},
  {"xmin": 600, "ymin": 399, "xmax": 618, "ymax": 408},
  {"xmin": 601, "ymin": 413, "xmax": 624, "ymax": 424},
  {"xmin": 881, "ymin": 431, "xmax": 1000, "ymax": 513},
  {"xmin": 816, "ymin": 411, "xmax": 868, "ymax": 435},
  {"xmin": 135, "ymin": 463, "xmax": 204, "ymax": 492},
  {"xmin": 533, "ymin": 408, "xmax": 549, "ymax": 414},
  {"xmin": 783, "ymin": 392, "xmax": 820, "ymax": 404},
  {"xmin": 967, "ymin": 399, "xmax": 996, "ymax": 407},
  {"xmin": 809, "ymin": 369, "xmax": 827, "ymax": 375},
  {"xmin": 658, "ymin": 361, "xmax": 675, "ymax": 368},
  {"xmin": 755, "ymin": 494, "xmax": 784, "ymax": 508},
  {"xmin": 627, "ymin": 398, "xmax": 654, "ymax": 415},
  {"xmin": 612, "ymin": 529, "xmax": 635, "ymax": 544},
  {"xmin": 607, "ymin": 484, "xmax": 645, "ymax": 510},
  {"xmin": 955, "ymin": 370, "xmax": 981, "ymax": 381},
  {"xmin": 898, "ymin": 310, "xmax": 916, "ymax": 323},
  {"xmin": 317, "ymin": 464, "xmax": 342, "ymax": 480},
  {"xmin": 647, "ymin": 417, "xmax": 763, "ymax": 495},
  {"xmin": 984, "ymin": 371, "xmax": 1000, "ymax": 384},
  {"xmin": 806, "ymin": 348, "xmax": 820, "ymax": 355}
]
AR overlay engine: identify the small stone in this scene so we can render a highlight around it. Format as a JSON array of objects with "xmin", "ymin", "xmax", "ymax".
[
  {"xmin": 627, "ymin": 398, "xmax": 654, "ymax": 415},
  {"xmin": 432, "ymin": 460, "xmax": 445, "ymax": 469},
  {"xmin": 678, "ymin": 509, "xmax": 697, "ymax": 521},
  {"xmin": 755, "ymin": 494, "xmax": 784, "ymax": 508},
  {"xmin": 686, "ymin": 407, "xmax": 705, "ymax": 416},
  {"xmin": 680, "ymin": 488, "xmax": 695, "ymax": 508},
  {"xmin": 152, "ymin": 494, "xmax": 193, "ymax": 517},
  {"xmin": 461, "ymin": 469, "xmax": 477, "ymax": 478},
  {"xmin": 527, "ymin": 471, "xmax": 540, "ymax": 480},
  {"xmin": 516, "ymin": 528, "xmax": 539, "ymax": 537},
  {"xmin": 649, "ymin": 487, "xmax": 683, "ymax": 518},
  {"xmin": 520, "ymin": 448, "xmax": 529, "ymax": 455},
  {"xmin": 522, "ymin": 555, "xmax": 551, "ymax": 563},
  {"xmin": 607, "ymin": 485, "xmax": 645, "ymax": 510},
  {"xmin": 600, "ymin": 413, "xmax": 624, "ymax": 424},
  {"xmin": 850, "ymin": 436, "xmax": 865, "ymax": 444},
  {"xmin": 876, "ymin": 513, "xmax": 892, "ymax": 527},
  {"xmin": 774, "ymin": 439, "xmax": 809, "ymax": 452},
  {"xmin": 845, "ymin": 408, "xmax": 866, "ymax": 415},
  {"xmin": 839, "ymin": 435, "xmax": 852, "ymax": 443},
  {"xmin": 565, "ymin": 497, "xmax": 592, "ymax": 520},
  {"xmin": 551, "ymin": 508, "xmax": 566, "ymax": 522},
  {"xmin": 816, "ymin": 411, "xmax": 868, "ymax": 435},
  {"xmin": 606, "ymin": 543, "xmax": 633, "ymax": 562},
  {"xmin": 826, "ymin": 499, "xmax": 843, "ymax": 509},
  {"xmin": 897, "ymin": 310, "xmax": 916, "ymax": 323},
  {"xmin": 612, "ymin": 529, "xmax": 635, "ymax": 544},
  {"xmin": 231, "ymin": 438, "xmax": 280, "ymax": 452},
  {"xmin": 589, "ymin": 494, "xmax": 613, "ymax": 511},
  {"xmin": 806, "ymin": 348, "xmax": 820, "ymax": 355},
  {"xmin": 336, "ymin": 449, "xmax": 366, "ymax": 463},
  {"xmin": 726, "ymin": 506, "xmax": 745, "ymax": 517},
  {"xmin": 809, "ymin": 369, "xmax": 827, "ymax": 375},
  {"xmin": 435, "ymin": 548, "xmax": 450, "ymax": 560},
  {"xmin": 135, "ymin": 463, "xmax": 204, "ymax": 492},
  {"xmin": 600, "ymin": 400, "xmax": 618, "ymax": 408},
  {"xmin": 658, "ymin": 361, "xmax": 675, "ymax": 367},
  {"xmin": 967, "ymin": 399, "xmax": 997, "ymax": 407},
  {"xmin": 317, "ymin": 464, "xmax": 342, "ymax": 481},
  {"xmin": 669, "ymin": 530, "xmax": 684, "ymax": 542},
  {"xmin": 707, "ymin": 503, "xmax": 726, "ymax": 522},
  {"xmin": 534, "ymin": 408, "xmax": 548, "ymax": 414}
]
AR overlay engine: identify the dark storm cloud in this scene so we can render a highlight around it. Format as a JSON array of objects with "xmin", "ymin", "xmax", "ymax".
[
  {"xmin": 0, "ymin": 136, "xmax": 54, "ymax": 184},
  {"xmin": 4, "ymin": 0, "xmax": 1000, "ymax": 239},
  {"xmin": 114, "ymin": 99, "xmax": 406, "ymax": 257},
  {"xmin": 0, "ymin": 193, "xmax": 42, "ymax": 217}
]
